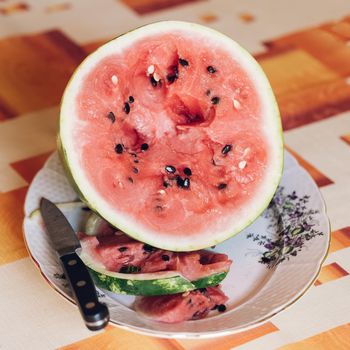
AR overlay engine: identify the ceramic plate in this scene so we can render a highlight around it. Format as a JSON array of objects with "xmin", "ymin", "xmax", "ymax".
[{"xmin": 23, "ymin": 150, "xmax": 329, "ymax": 338}]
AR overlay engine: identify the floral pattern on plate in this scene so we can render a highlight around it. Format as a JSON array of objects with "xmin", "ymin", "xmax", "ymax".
[{"xmin": 247, "ymin": 186, "xmax": 324, "ymax": 269}]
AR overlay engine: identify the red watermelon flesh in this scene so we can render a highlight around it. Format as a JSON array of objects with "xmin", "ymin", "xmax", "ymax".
[
  {"xmin": 79, "ymin": 232, "xmax": 231, "ymax": 280},
  {"xmin": 73, "ymin": 33, "xmax": 270, "ymax": 242},
  {"xmin": 135, "ymin": 286, "xmax": 228, "ymax": 323}
]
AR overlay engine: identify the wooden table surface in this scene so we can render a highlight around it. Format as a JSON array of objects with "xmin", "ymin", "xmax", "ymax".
[{"xmin": 0, "ymin": 0, "xmax": 350, "ymax": 349}]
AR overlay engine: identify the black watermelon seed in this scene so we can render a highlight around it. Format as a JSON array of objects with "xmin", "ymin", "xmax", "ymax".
[
  {"xmin": 132, "ymin": 167, "xmax": 139, "ymax": 174},
  {"xmin": 134, "ymin": 159, "xmax": 139, "ymax": 164},
  {"xmin": 167, "ymin": 66, "xmax": 179, "ymax": 83},
  {"xmin": 128, "ymin": 96, "xmax": 134, "ymax": 103},
  {"xmin": 183, "ymin": 167, "xmax": 192, "ymax": 176},
  {"xmin": 199, "ymin": 288, "xmax": 207, "ymax": 293},
  {"xmin": 166, "ymin": 74, "xmax": 176, "ymax": 83},
  {"xmin": 218, "ymin": 183, "xmax": 227, "ymax": 190},
  {"xmin": 211, "ymin": 96, "xmax": 220, "ymax": 105},
  {"xmin": 217, "ymin": 304, "xmax": 226, "ymax": 312},
  {"xmin": 118, "ymin": 247, "xmax": 128, "ymax": 252},
  {"xmin": 207, "ymin": 66, "xmax": 216, "ymax": 74},
  {"xmin": 141, "ymin": 143, "xmax": 149, "ymax": 151},
  {"xmin": 143, "ymin": 244, "xmax": 155, "ymax": 252},
  {"xmin": 161, "ymin": 255, "xmax": 170, "ymax": 261},
  {"xmin": 176, "ymin": 176, "xmax": 184, "ymax": 188},
  {"xmin": 206, "ymin": 89, "xmax": 211, "ymax": 96},
  {"xmin": 123, "ymin": 102, "xmax": 130, "ymax": 114},
  {"xmin": 179, "ymin": 58, "xmax": 189, "ymax": 67},
  {"xmin": 115, "ymin": 143, "xmax": 123, "ymax": 154},
  {"xmin": 150, "ymin": 76, "xmax": 157, "ymax": 87},
  {"xmin": 107, "ymin": 111, "xmax": 116, "ymax": 123},
  {"xmin": 119, "ymin": 265, "xmax": 140, "ymax": 274},
  {"xmin": 128, "ymin": 177, "xmax": 134, "ymax": 183},
  {"xmin": 221, "ymin": 144, "xmax": 232, "ymax": 155},
  {"xmin": 183, "ymin": 177, "xmax": 190, "ymax": 189},
  {"xmin": 165, "ymin": 165, "xmax": 176, "ymax": 173},
  {"xmin": 163, "ymin": 181, "xmax": 170, "ymax": 188},
  {"xmin": 131, "ymin": 265, "xmax": 141, "ymax": 273}
]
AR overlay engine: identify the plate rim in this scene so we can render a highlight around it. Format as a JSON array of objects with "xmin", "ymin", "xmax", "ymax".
[{"xmin": 22, "ymin": 150, "xmax": 331, "ymax": 339}]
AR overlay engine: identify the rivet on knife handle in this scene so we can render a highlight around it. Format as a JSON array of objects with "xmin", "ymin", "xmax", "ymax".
[{"xmin": 60, "ymin": 252, "xmax": 109, "ymax": 331}]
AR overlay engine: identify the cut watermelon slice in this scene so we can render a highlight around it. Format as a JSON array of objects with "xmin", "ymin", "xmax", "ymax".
[
  {"xmin": 135, "ymin": 286, "xmax": 228, "ymax": 323},
  {"xmin": 82, "ymin": 256, "xmax": 228, "ymax": 296},
  {"xmin": 79, "ymin": 230, "xmax": 231, "ymax": 296},
  {"xmin": 59, "ymin": 21, "xmax": 283, "ymax": 251}
]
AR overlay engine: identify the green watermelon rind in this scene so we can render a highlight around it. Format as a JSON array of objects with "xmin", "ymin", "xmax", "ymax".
[
  {"xmin": 57, "ymin": 137, "xmax": 90, "ymax": 205},
  {"xmin": 84, "ymin": 211, "xmax": 106, "ymax": 235},
  {"xmin": 191, "ymin": 272, "xmax": 227, "ymax": 289},
  {"xmin": 59, "ymin": 20, "xmax": 284, "ymax": 251},
  {"xmin": 87, "ymin": 267, "xmax": 228, "ymax": 296},
  {"xmin": 79, "ymin": 212, "xmax": 229, "ymax": 295},
  {"xmin": 80, "ymin": 248, "xmax": 229, "ymax": 296}
]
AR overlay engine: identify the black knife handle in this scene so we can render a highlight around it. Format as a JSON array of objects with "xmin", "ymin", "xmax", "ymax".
[{"xmin": 60, "ymin": 252, "xmax": 109, "ymax": 331}]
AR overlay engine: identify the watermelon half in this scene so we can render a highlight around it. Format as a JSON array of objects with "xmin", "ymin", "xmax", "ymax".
[{"xmin": 59, "ymin": 21, "xmax": 283, "ymax": 251}]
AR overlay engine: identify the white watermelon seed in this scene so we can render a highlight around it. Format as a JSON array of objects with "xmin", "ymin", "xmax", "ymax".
[
  {"xmin": 147, "ymin": 65, "xmax": 155, "ymax": 75},
  {"xmin": 153, "ymin": 72, "xmax": 161, "ymax": 82},
  {"xmin": 243, "ymin": 147, "xmax": 250, "ymax": 157},
  {"xmin": 239, "ymin": 160, "xmax": 247, "ymax": 169},
  {"xmin": 111, "ymin": 75, "xmax": 118, "ymax": 85},
  {"xmin": 233, "ymin": 99, "xmax": 241, "ymax": 109},
  {"xmin": 158, "ymin": 189, "xmax": 166, "ymax": 195}
]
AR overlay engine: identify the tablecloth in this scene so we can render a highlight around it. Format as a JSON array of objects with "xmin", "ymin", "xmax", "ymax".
[{"xmin": 1, "ymin": 0, "xmax": 350, "ymax": 349}]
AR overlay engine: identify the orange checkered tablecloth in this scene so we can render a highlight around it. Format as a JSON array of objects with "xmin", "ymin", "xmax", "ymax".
[{"xmin": 1, "ymin": 1, "xmax": 350, "ymax": 349}]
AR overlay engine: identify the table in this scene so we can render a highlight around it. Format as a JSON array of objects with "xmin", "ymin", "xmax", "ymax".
[{"xmin": 1, "ymin": 1, "xmax": 350, "ymax": 349}]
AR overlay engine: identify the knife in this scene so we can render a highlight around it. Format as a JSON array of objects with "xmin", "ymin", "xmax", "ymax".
[{"xmin": 40, "ymin": 198, "xmax": 109, "ymax": 331}]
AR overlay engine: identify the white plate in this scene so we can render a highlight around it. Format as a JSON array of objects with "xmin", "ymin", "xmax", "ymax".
[{"xmin": 23, "ymin": 150, "xmax": 330, "ymax": 338}]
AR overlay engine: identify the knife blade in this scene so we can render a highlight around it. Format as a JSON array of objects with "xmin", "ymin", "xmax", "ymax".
[{"xmin": 40, "ymin": 198, "xmax": 109, "ymax": 331}]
